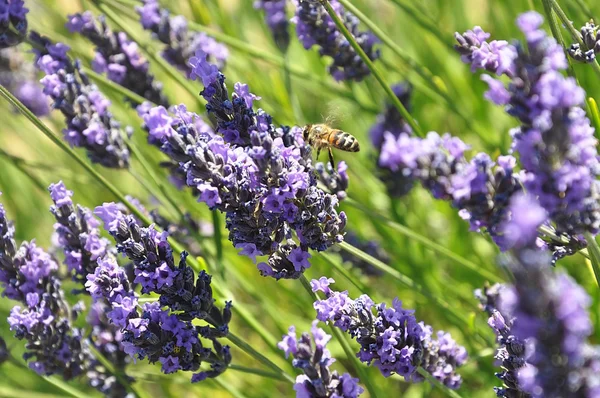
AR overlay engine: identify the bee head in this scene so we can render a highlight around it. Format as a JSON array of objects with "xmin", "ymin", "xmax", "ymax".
[{"xmin": 302, "ymin": 125, "xmax": 311, "ymax": 141}]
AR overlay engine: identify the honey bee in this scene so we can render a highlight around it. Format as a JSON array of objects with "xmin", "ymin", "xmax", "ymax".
[{"xmin": 302, "ymin": 122, "xmax": 360, "ymax": 168}]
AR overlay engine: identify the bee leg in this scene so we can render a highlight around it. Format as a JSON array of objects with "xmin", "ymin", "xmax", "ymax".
[{"xmin": 328, "ymin": 147, "xmax": 335, "ymax": 170}]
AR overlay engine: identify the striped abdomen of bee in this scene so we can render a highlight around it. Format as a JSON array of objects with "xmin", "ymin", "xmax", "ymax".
[{"xmin": 329, "ymin": 129, "xmax": 360, "ymax": 152}]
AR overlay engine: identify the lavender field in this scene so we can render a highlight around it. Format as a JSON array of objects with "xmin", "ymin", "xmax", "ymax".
[{"xmin": 1, "ymin": 0, "xmax": 600, "ymax": 396}]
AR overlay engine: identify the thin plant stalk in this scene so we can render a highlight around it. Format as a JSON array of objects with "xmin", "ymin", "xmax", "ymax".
[
  {"xmin": 318, "ymin": 0, "xmax": 423, "ymax": 136},
  {"xmin": 299, "ymin": 275, "xmax": 381, "ymax": 398},
  {"xmin": 88, "ymin": 345, "xmax": 147, "ymax": 398},
  {"xmin": 584, "ymin": 232, "xmax": 600, "ymax": 290}
]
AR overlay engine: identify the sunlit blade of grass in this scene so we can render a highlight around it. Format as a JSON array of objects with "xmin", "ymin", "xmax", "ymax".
[
  {"xmin": 574, "ymin": 0, "xmax": 593, "ymax": 18},
  {"xmin": 318, "ymin": 0, "xmax": 423, "ymax": 137},
  {"xmin": 212, "ymin": 211, "xmax": 225, "ymax": 279},
  {"xmin": 549, "ymin": 0, "xmax": 600, "ymax": 79},
  {"xmin": 336, "ymin": 0, "xmax": 496, "ymax": 147},
  {"xmin": 211, "ymin": 377, "xmax": 247, "ymax": 398},
  {"xmin": 88, "ymin": 345, "xmax": 147, "ymax": 398},
  {"xmin": 0, "ymin": 150, "xmax": 50, "ymax": 192},
  {"xmin": 584, "ymin": 232, "xmax": 600, "ymax": 289},
  {"xmin": 344, "ymin": 197, "xmax": 501, "ymax": 283},
  {"xmin": 386, "ymin": 0, "xmax": 454, "ymax": 52},
  {"xmin": 227, "ymin": 365, "xmax": 289, "ymax": 381},
  {"xmin": 91, "ymin": 0, "xmax": 202, "ymax": 107},
  {"xmin": 0, "ymin": 83, "xmax": 292, "ymax": 384},
  {"xmin": 7, "ymin": 355, "xmax": 89, "ymax": 398},
  {"xmin": 0, "ymin": 387, "xmax": 68, "ymax": 398},
  {"xmin": 587, "ymin": 97, "xmax": 600, "ymax": 136},
  {"xmin": 225, "ymin": 333, "xmax": 295, "ymax": 383},
  {"xmin": 299, "ymin": 276, "xmax": 381, "ymax": 398}
]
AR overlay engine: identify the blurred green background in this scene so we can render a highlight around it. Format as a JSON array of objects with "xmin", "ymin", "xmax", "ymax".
[{"xmin": 1, "ymin": 0, "xmax": 600, "ymax": 396}]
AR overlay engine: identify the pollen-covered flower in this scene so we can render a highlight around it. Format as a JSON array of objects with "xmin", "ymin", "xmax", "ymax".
[
  {"xmin": 311, "ymin": 277, "xmax": 467, "ymax": 388},
  {"xmin": 48, "ymin": 181, "xmax": 111, "ymax": 287},
  {"xmin": 0, "ymin": 0, "xmax": 28, "ymax": 48},
  {"xmin": 0, "ymin": 46, "xmax": 49, "ymax": 115},
  {"xmin": 140, "ymin": 50, "xmax": 346, "ymax": 280},
  {"xmin": 291, "ymin": 0, "xmax": 380, "ymax": 81},
  {"xmin": 135, "ymin": 0, "xmax": 228, "ymax": 75},
  {"xmin": 278, "ymin": 321, "xmax": 364, "ymax": 397},
  {"xmin": 255, "ymin": 0, "xmax": 290, "ymax": 51},
  {"xmin": 30, "ymin": 32, "xmax": 130, "ymax": 169},
  {"xmin": 66, "ymin": 11, "xmax": 169, "ymax": 107}
]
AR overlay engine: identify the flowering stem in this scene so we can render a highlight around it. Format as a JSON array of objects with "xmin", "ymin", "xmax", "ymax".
[
  {"xmin": 0, "ymin": 83, "xmax": 291, "ymax": 385},
  {"xmin": 338, "ymin": 241, "xmax": 491, "ymax": 346},
  {"xmin": 299, "ymin": 275, "xmax": 382, "ymax": 398},
  {"xmin": 318, "ymin": 0, "xmax": 423, "ymax": 136},
  {"xmin": 91, "ymin": 0, "xmax": 202, "ymax": 106},
  {"xmin": 344, "ymin": 197, "xmax": 501, "ymax": 282},
  {"xmin": 550, "ymin": 0, "xmax": 600, "ymax": 79},
  {"xmin": 584, "ymin": 232, "xmax": 600, "ymax": 289},
  {"xmin": 416, "ymin": 367, "xmax": 463, "ymax": 398},
  {"xmin": 225, "ymin": 333, "xmax": 295, "ymax": 383}
]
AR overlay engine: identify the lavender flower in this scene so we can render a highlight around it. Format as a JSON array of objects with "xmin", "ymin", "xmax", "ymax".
[
  {"xmin": 454, "ymin": 26, "xmax": 516, "ymax": 76},
  {"xmin": 0, "ymin": 198, "xmax": 92, "ymax": 379},
  {"xmin": 140, "ymin": 51, "xmax": 346, "ymax": 280},
  {"xmin": 568, "ymin": 22, "xmax": 600, "ymax": 63},
  {"xmin": 66, "ymin": 11, "xmax": 169, "ymax": 107},
  {"xmin": 370, "ymin": 81, "xmax": 414, "ymax": 197},
  {"xmin": 86, "ymin": 255, "xmax": 231, "ymax": 382},
  {"xmin": 291, "ymin": 0, "xmax": 380, "ymax": 81},
  {"xmin": 136, "ymin": 0, "xmax": 228, "ymax": 75},
  {"xmin": 380, "ymin": 131, "xmax": 521, "ymax": 250},
  {"xmin": 0, "ymin": 0, "xmax": 28, "ymax": 49},
  {"xmin": 311, "ymin": 277, "xmax": 467, "ymax": 389},
  {"xmin": 315, "ymin": 160, "xmax": 348, "ymax": 201},
  {"xmin": 255, "ymin": 0, "xmax": 290, "ymax": 51},
  {"xmin": 475, "ymin": 283, "xmax": 529, "ymax": 397},
  {"xmin": 48, "ymin": 181, "xmax": 111, "ymax": 287},
  {"xmin": 278, "ymin": 321, "xmax": 364, "ymax": 397},
  {"xmin": 0, "ymin": 46, "xmax": 49, "ymax": 115},
  {"xmin": 490, "ymin": 194, "xmax": 600, "ymax": 397},
  {"xmin": 30, "ymin": 32, "xmax": 130, "ymax": 168},
  {"xmin": 461, "ymin": 12, "xmax": 600, "ymax": 238}
]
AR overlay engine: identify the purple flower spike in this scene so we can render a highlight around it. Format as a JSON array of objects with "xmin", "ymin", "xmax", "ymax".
[
  {"xmin": 0, "ymin": 47, "xmax": 49, "ymax": 116},
  {"xmin": 312, "ymin": 278, "xmax": 467, "ymax": 388},
  {"xmin": 255, "ymin": 0, "xmax": 290, "ymax": 51},
  {"xmin": 278, "ymin": 321, "xmax": 365, "ymax": 397},
  {"xmin": 67, "ymin": 11, "xmax": 169, "ymax": 107},
  {"xmin": 142, "ymin": 54, "xmax": 346, "ymax": 280},
  {"xmin": 291, "ymin": 0, "xmax": 380, "ymax": 81},
  {"xmin": 0, "ymin": 0, "xmax": 28, "ymax": 48},
  {"xmin": 136, "ymin": 0, "xmax": 228, "ymax": 76},
  {"xmin": 30, "ymin": 32, "xmax": 130, "ymax": 168}
]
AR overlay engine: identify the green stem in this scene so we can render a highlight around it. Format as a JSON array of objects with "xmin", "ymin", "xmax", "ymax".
[
  {"xmin": 88, "ymin": 345, "xmax": 147, "ymax": 398},
  {"xmin": 550, "ymin": 0, "xmax": 600, "ymax": 79},
  {"xmin": 227, "ymin": 364, "xmax": 288, "ymax": 380},
  {"xmin": 584, "ymin": 232, "xmax": 600, "ymax": 289},
  {"xmin": 212, "ymin": 211, "xmax": 225, "ymax": 279},
  {"xmin": 211, "ymin": 377, "xmax": 247, "ymax": 398},
  {"xmin": 226, "ymin": 332, "xmax": 295, "ymax": 383},
  {"xmin": 319, "ymin": 0, "xmax": 423, "ymax": 136},
  {"xmin": 344, "ymin": 197, "xmax": 501, "ymax": 282},
  {"xmin": 319, "ymin": 252, "xmax": 368, "ymax": 292},
  {"xmin": 299, "ymin": 276, "xmax": 381, "ymax": 398}
]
